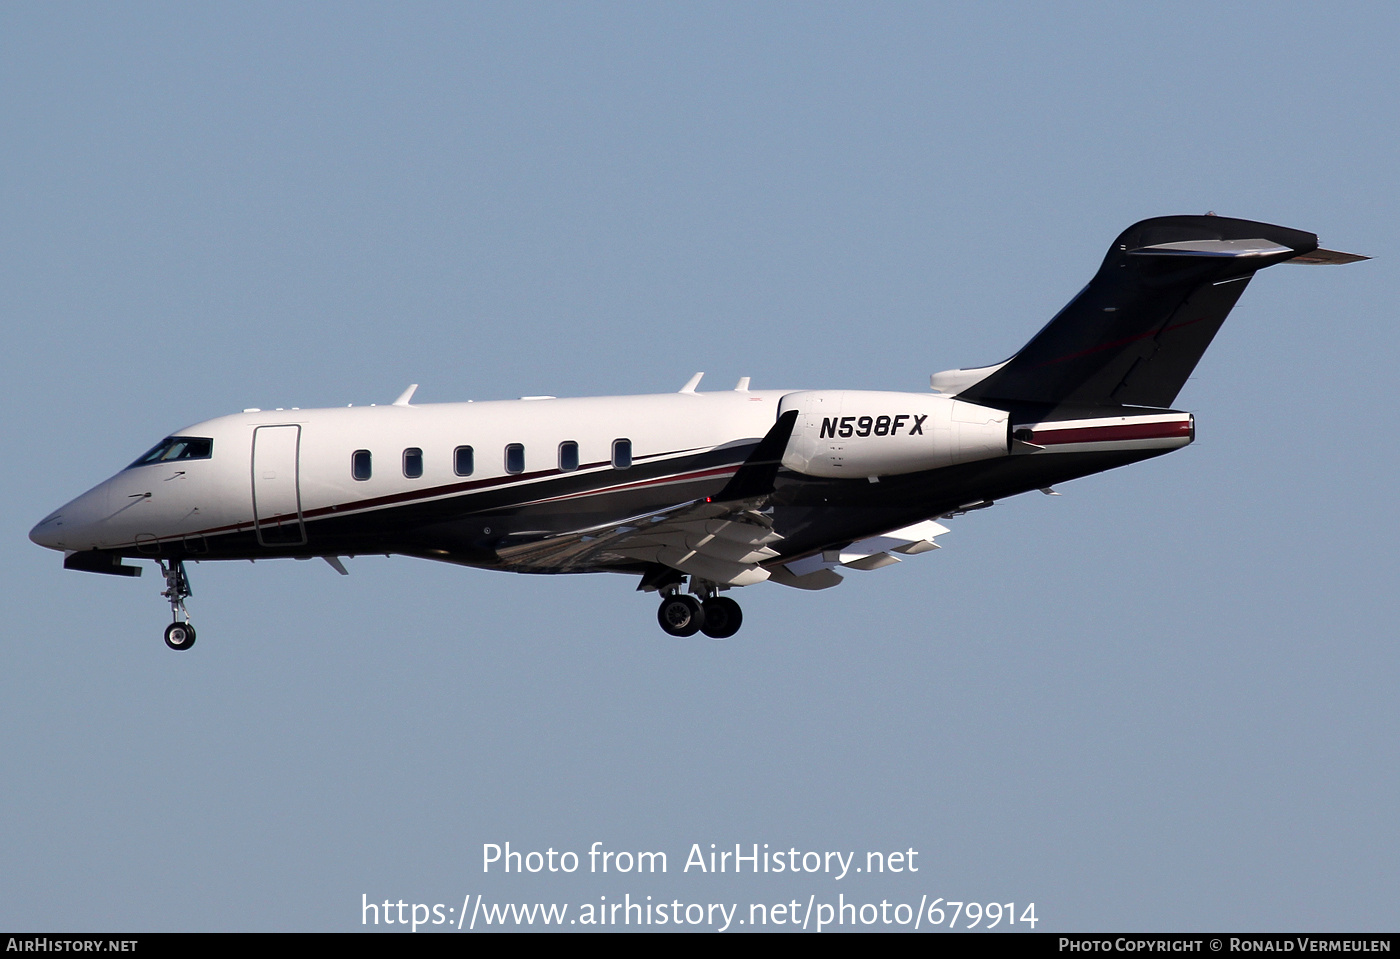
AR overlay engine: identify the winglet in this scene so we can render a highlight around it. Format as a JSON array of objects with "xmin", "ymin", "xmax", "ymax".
[
  {"xmin": 679, "ymin": 372, "xmax": 704, "ymax": 393},
  {"xmin": 392, "ymin": 384, "xmax": 419, "ymax": 406},
  {"xmin": 712, "ymin": 410, "xmax": 799, "ymax": 501}
]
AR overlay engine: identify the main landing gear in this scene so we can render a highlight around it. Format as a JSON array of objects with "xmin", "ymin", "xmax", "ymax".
[
  {"xmin": 158, "ymin": 559, "xmax": 196, "ymax": 651},
  {"xmin": 656, "ymin": 580, "xmax": 744, "ymax": 639}
]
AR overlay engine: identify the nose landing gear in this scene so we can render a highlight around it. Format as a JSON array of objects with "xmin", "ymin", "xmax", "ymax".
[
  {"xmin": 158, "ymin": 559, "xmax": 196, "ymax": 650},
  {"xmin": 164, "ymin": 621, "xmax": 196, "ymax": 650},
  {"xmin": 655, "ymin": 579, "xmax": 745, "ymax": 639}
]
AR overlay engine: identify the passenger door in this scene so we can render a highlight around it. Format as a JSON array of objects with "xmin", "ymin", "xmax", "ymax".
[{"xmin": 251, "ymin": 425, "xmax": 306, "ymax": 546}]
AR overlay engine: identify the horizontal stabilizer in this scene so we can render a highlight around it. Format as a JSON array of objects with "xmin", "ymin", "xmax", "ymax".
[
  {"xmin": 1286, "ymin": 248, "xmax": 1370, "ymax": 265},
  {"xmin": 1130, "ymin": 238, "xmax": 1293, "ymax": 258}
]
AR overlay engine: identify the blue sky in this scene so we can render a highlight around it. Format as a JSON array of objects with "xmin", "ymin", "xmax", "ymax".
[{"xmin": 3, "ymin": 3, "xmax": 1397, "ymax": 931}]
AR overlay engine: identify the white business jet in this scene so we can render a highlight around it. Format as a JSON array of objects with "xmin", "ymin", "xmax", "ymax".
[{"xmin": 31, "ymin": 215, "xmax": 1364, "ymax": 649}]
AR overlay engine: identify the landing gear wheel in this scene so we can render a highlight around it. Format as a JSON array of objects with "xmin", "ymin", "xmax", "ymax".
[
  {"xmin": 158, "ymin": 560, "xmax": 196, "ymax": 650},
  {"xmin": 700, "ymin": 597, "xmax": 743, "ymax": 639},
  {"xmin": 657, "ymin": 595, "xmax": 705, "ymax": 637},
  {"xmin": 164, "ymin": 622, "xmax": 196, "ymax": 651}
]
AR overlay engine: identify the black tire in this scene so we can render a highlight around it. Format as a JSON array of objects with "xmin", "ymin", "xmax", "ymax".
[
  {"xmin": 701, "ymin": 597, "xmax": 743, "ymax": 639},
  {"xmin": 164, "ymin": 622, "xmax": 196, "ymax": 651},
  {"xmin": 657, "ymin": 595, "xmax": 705, "ymax": 637}
]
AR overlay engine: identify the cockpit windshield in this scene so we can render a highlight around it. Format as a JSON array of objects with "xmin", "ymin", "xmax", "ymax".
[{"xmin": 127, "ymin": 436, "xmax": 214, "ymax": 469}]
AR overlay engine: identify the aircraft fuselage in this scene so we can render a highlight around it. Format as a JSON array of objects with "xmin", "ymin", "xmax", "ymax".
[{"xmin": 31, "ymin": 387, "xmax": 1189, "ymax": 572}]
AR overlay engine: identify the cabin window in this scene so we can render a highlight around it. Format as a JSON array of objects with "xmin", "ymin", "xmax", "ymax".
[
  {"xmin": 505, "ymin": 443, "xmax": 525, "ymax": 474},
  {"xmin": 352, "ymin": 449, "xmax": 372, "ymax": 481},
  {"xmin": 403, "ymin": 447, "xmax": 423, "ymax": 479},
  {"xmin": 612, "ymin": 438, "xmax": 632, "ymax": 469},
  {"xmin": 454, "ymin": 445, "xmax": 474, "ymax": 477},
  {"xmin": 559, "ymin": 441, "xmax": 579, "ymax": 472},
  {"xmin": 127, "ymin": 436, "xmax": 214, "ymax": 469}
]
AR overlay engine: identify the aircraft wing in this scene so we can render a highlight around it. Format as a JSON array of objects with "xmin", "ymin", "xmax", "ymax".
[
  {"xmin": 494, "ymin": 502, "xmax": 956, "ymax": 590},
  {"xmin": 492, "ymin": 497, "xmax": 785, "ymax": 585},
  {"xmin": 493, "ymin": 411, "xmax": 800, "ymax": 586},
  {"xmin": 493, "ymin": 408, "xmax": 954, "ymax": 589}
]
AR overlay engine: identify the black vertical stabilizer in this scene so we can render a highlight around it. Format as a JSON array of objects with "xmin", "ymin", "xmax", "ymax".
[{"xmin": 955, "ymin": 216, "xmax": 1319, "ymax": 412}]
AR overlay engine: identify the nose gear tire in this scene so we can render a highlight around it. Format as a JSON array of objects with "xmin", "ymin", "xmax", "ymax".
[{"xmin": 164, "ymin": 622, "xmax": 196, "ymax": 650}]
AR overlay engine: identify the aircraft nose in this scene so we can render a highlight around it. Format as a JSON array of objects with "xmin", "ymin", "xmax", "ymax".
[
  {"xmin": 30, "ymin": 482, "xmax": 111, "ymax": 552},
  {"xmin": 29, "ymin": 513, "xmax": 65, "ymax": 550}
]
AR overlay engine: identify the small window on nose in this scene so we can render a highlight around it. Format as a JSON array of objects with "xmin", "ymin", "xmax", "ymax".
[
  {"xmin": 403, "ymin": 448, "xmax": 423, "ymax": 479},
  {"xmin": 352, "ymin": 449, "xmax": 372, "ymax": 481}
]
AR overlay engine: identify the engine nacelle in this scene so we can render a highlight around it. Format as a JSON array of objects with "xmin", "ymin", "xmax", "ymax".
[{"xmin": 778, "ymin": 390, "xmax": 1009, "ymax": 478}]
